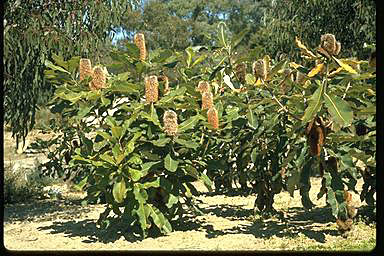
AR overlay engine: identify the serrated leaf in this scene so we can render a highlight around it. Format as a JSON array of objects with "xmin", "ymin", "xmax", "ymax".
[
  {"xmin": 332, "ymin": 56, "xmax": 358, "ymax": 74},
  {"xmin": 113, "ymin": 178, "xmax": 126, "ymax": 203},
  {"xmin": 100, "ymin": 153, "xmax": 115, "ymax": 165},
  {"xmin": 164, "ymin": 154, "xmax": 179, "ymax": 172},
  {"xmin": 45, "ymin": 60, "xmax": 71, "ymax": 74},
  {"xmin": 200, "ymin": 173, "xmax": 212, "ymax": 192},
  {"xmin": 217, "ymin": 22, "xmax": 227, "ymax": 48},
  {"xmin": 142, "ymin": 177, "xmax": 160, "ymax": 189},
  {"xmin": 307, "ymin": 63, "xmax": 325, "ymax": 77},
  {"xmin": 302, "ymin": 82, "xmax": 324, "ymax": 123},
  {"xmin": 324, "ymin": 93, "xmax": 353, "ymax": 127},
  {"xmin": 148, "ymin": 205, "xmax": 172, "ymax": 234}
]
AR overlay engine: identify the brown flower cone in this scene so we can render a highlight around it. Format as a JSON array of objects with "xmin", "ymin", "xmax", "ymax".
[
  {"xmin": 321, "ymin": 34, "xmax": 337, "ymax": 55},
  {"xmin": 202, "ymin": 92, "xmax": 213, "ymax": 110},
  {"xmin": 253, "ymin": 60, "xmax": 267, "ymax": 81},
  {"xmin": 207, "ymin": 107, "xmax": 219, "ymax": 130},
  {"xmin": 336, "ymin": 218, "xmax": 353, "ymax": 232},
  {"xmin": 90, "ymin": 66, "xmax": 106, "ymax": 90},
  {"xmin": 163, "ymin": 110, "xmax": 178, "ymax": 136},
  {"xmin": 134, "ymin": 33, "xmax": 147, "ymax": 61},
  {"xmin": 306, "ymin": 117, "xmax": 326, "ymax": 157},
  {"xmin": 79, "ymin": 58, "xmax": 93, "ymax": 81},
  {"xmin": 235, "ymin": 63, "xmax": 247, "ymax": 83},
  {"xmin": 344, "ymin": 190, "xmax": 358, "ymax": 219},
  {"xmin": 145, "ymin": 76, "xmax": 159, "ymax": 103},
  {"xmin": 197, "ymin": 81, "xmax": 211, "ymax": 94}
]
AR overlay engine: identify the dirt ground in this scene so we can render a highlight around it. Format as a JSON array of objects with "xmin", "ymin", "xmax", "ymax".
[{"xmin": 3, "ymin": 130, "xmax": 376, "ymax": 251}]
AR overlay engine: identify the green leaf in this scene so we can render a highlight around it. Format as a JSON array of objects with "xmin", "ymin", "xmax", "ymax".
[
  {"xmin": 100, "ymin": 153, "xmax": 115, "ymax": 165},
  {"xmin": 332, "ymin": 57, "xmax": 358, "ymax": 74},
  {"xmin": 191, "ymin": 54, "xmax": 207, "ymax": 68},
  {"xmin": 148, "ymin": 205, "xmax": 172, "ymax": 234},
  {"xmin": 200, "ymin": 173, "xmax": 212, "ymax": 192},
  {"xmin": 128, "ymin": 167, "xmax": 142, "ymax": 182},
  {"xmin": 164, "ymin": 154, "xmax": 179, "ymax": 172},
  {"xmin": 245, "ymin": 74, "xmax": 256, "ymax": 85},
  {"xmin": 151, "ymin": 138, "xmax": 171, "ymax": 147},
  {"xmin": 125, "ymin": 42, "xmax": 140, "ymax": 59},
  {"xmin": 111, "ymin": 125, "xmax": 123, "ymax": 139},
  {"xmin": 217, "ymin": 22, "xmax": 227, "ymax": 48},
  {"xmin": 302, "ymin": 82, "xmax": 324, "ymax": 124},
  {"xmin": 174, "ymin": 138, "xmax": 199, "ymax": 149},
  {"xmin": 166, "ymin": 194, "xmax": 179, "ymax": 209},
  {"xmin": 108, "ymin": 82, "xmax": 140, "ymax": 94},
  {"xmin": 113, "ymin": 178, "xmax": 126, "ymax": 203},
  {"xmin": 45, "ymin": 60, "xmax": 71, "ymax": 74},
  {"xmin": 324, "ymin": 93, "xmax": 353, "ymax": 127},
  {"xmin": 142, "ymin": 177, "xmax": 160, "ymax": 189},
  {"xmin": 178, "ymin": 115, "xmax": 201, "ymax": 132},
  {"xmin": 247, "ymin": 106, "xmax": 257, "ymax": 129},
  {"xmin": 251, "ymin": 148, "xmax": 258, "ymax": 163},
  {"xmin": 141, "ymin": 161, "xmax": 161, "ymax": 173}
]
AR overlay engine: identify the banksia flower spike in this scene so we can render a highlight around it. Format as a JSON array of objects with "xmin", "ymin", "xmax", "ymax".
[
  {"xmin": 197, "ymin": 81, "xmax": 211, "ymax": 94},
  {"xmin": 163, "ymin": 110, "xmax": 178, "ymax": 136},
  {"xmin": 202, "ymin": 92, "xmax": 213, "ymax": 110},
  {"xmin": 134, "ymin": 33, "xmax": 147, "ymax": 61},
  {"xmin": 320, "ymin": 33, "xmax": 341, "ymax": 56},
  {"xmin": 253, "ymin": 59, "xmax": 267, "ymax": 81},
  {"xmin": 234, "ymin": 63, "xmax": 247, "ymax": 83},
  {"xmin": 145, "ymin": 75, "xmax": 159, "ymax": 103},
  {"xmin": 90, "ymin": 66, "xmax": 107, "ymax": 90},
  {"xmin": 207, "ymin": 107, "xmax": 219, "ymax": 130},
  {"xmin": 79, "ymin": 58, "xmax": 93, "ymax": 81}
]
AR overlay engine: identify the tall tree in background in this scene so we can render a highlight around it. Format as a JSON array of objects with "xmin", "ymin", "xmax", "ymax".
[
  {"xmin": 118, "ymin": 0, "xmax": 264, "ymax": 51},
  {"xmin": 251, "ymin": 0, "xmax": 376, "ymax": 60},
  {"xmin": 4, "ymin": 0, "xmax": 136, "ymax": 145}
]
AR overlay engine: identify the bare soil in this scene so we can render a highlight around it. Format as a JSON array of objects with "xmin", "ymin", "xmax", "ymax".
[{"xmin": 3, "ymin": 130, "xmax": 376, "ymax": 251}]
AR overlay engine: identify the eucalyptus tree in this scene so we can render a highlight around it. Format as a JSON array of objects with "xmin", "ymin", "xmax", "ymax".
[{"xmin": 4, "ymin": 0, "xmax": 137, "ymax": 146}]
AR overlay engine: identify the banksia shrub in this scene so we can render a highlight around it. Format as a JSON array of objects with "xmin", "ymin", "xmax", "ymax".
[
  {"xmin": 79, "ymin": 58, "xmax": 93, "ymax": 81},
  {"xmin": 201, "ymin": 92, "xmax": 213, "ymax": 110},
  {"xmin": 234, "ymin": 63, "xmax": 247, "ymax": 83},
  {"xmin": 197, "ymin": 81, "xmax": 211, "ymax": 94},
  {"xmin": 319, "ymin": 33, "xmax": 341, "ymax": 56},
  {"xmin": 134, "ymin": 33, "xmax": 147, "ymax": 61},
  {"xmin": 163, "ymin": 110, "xmax": 178, "ymax": 136},
  {"xmin": 253, "ymin": 59, "xmax": 267, "ymax": 81},
  {"xmin": 207, "ymin": 107, "xmax": 219, "ymax": 130},
  {"xmin": 90, "ymin": 66, "xmax": 106, "ymax": 90},
  {"xmin": 145, "ymin": 75, "xmax": 159, "ymax": 103},
  {"xmin": 305, "ymin": 116, "xmax": 326, "ymax": 157}
]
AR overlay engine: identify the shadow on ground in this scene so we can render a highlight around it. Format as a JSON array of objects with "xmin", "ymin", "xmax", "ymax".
[
  {"xmin": 202, "ymin": 205, "xmax": 340, "ymax": 243},
  {"xmin": 25, "ymin": 199, "xmax": 346, "ymax": 244},
  {"xmin": 4, "ymin": 199, "xmax": 91, "ymax": 223}
]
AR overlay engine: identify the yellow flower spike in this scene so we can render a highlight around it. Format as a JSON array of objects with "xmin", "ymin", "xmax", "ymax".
[
  {"xmin": 197, "ymin": 81, "xmax": 211, "ymax": 94},
  {"xmin": 163, "ymin": 110, "xmax": 178, "ymax": 136},
  {"xmin": 145, "ymin": 75, "xmax": 159, "ymax": 103},
  {"xmin": 90, "ymin": 66, "xmax": 107, "ymax": 90},
  {"xmin": 79, "ymin": 58, "xmax": 93, "ymax": 82},
  {"xmin": 202, "ymin": 92, "xmax": 213, "ymax": 110},
  {"xmin": 207, "ymin": 107, "xmax": 219, "ymax": 130},
  {"xmin": 134, "ymin": 33, "xmax": 147, "ymax": 61}
]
